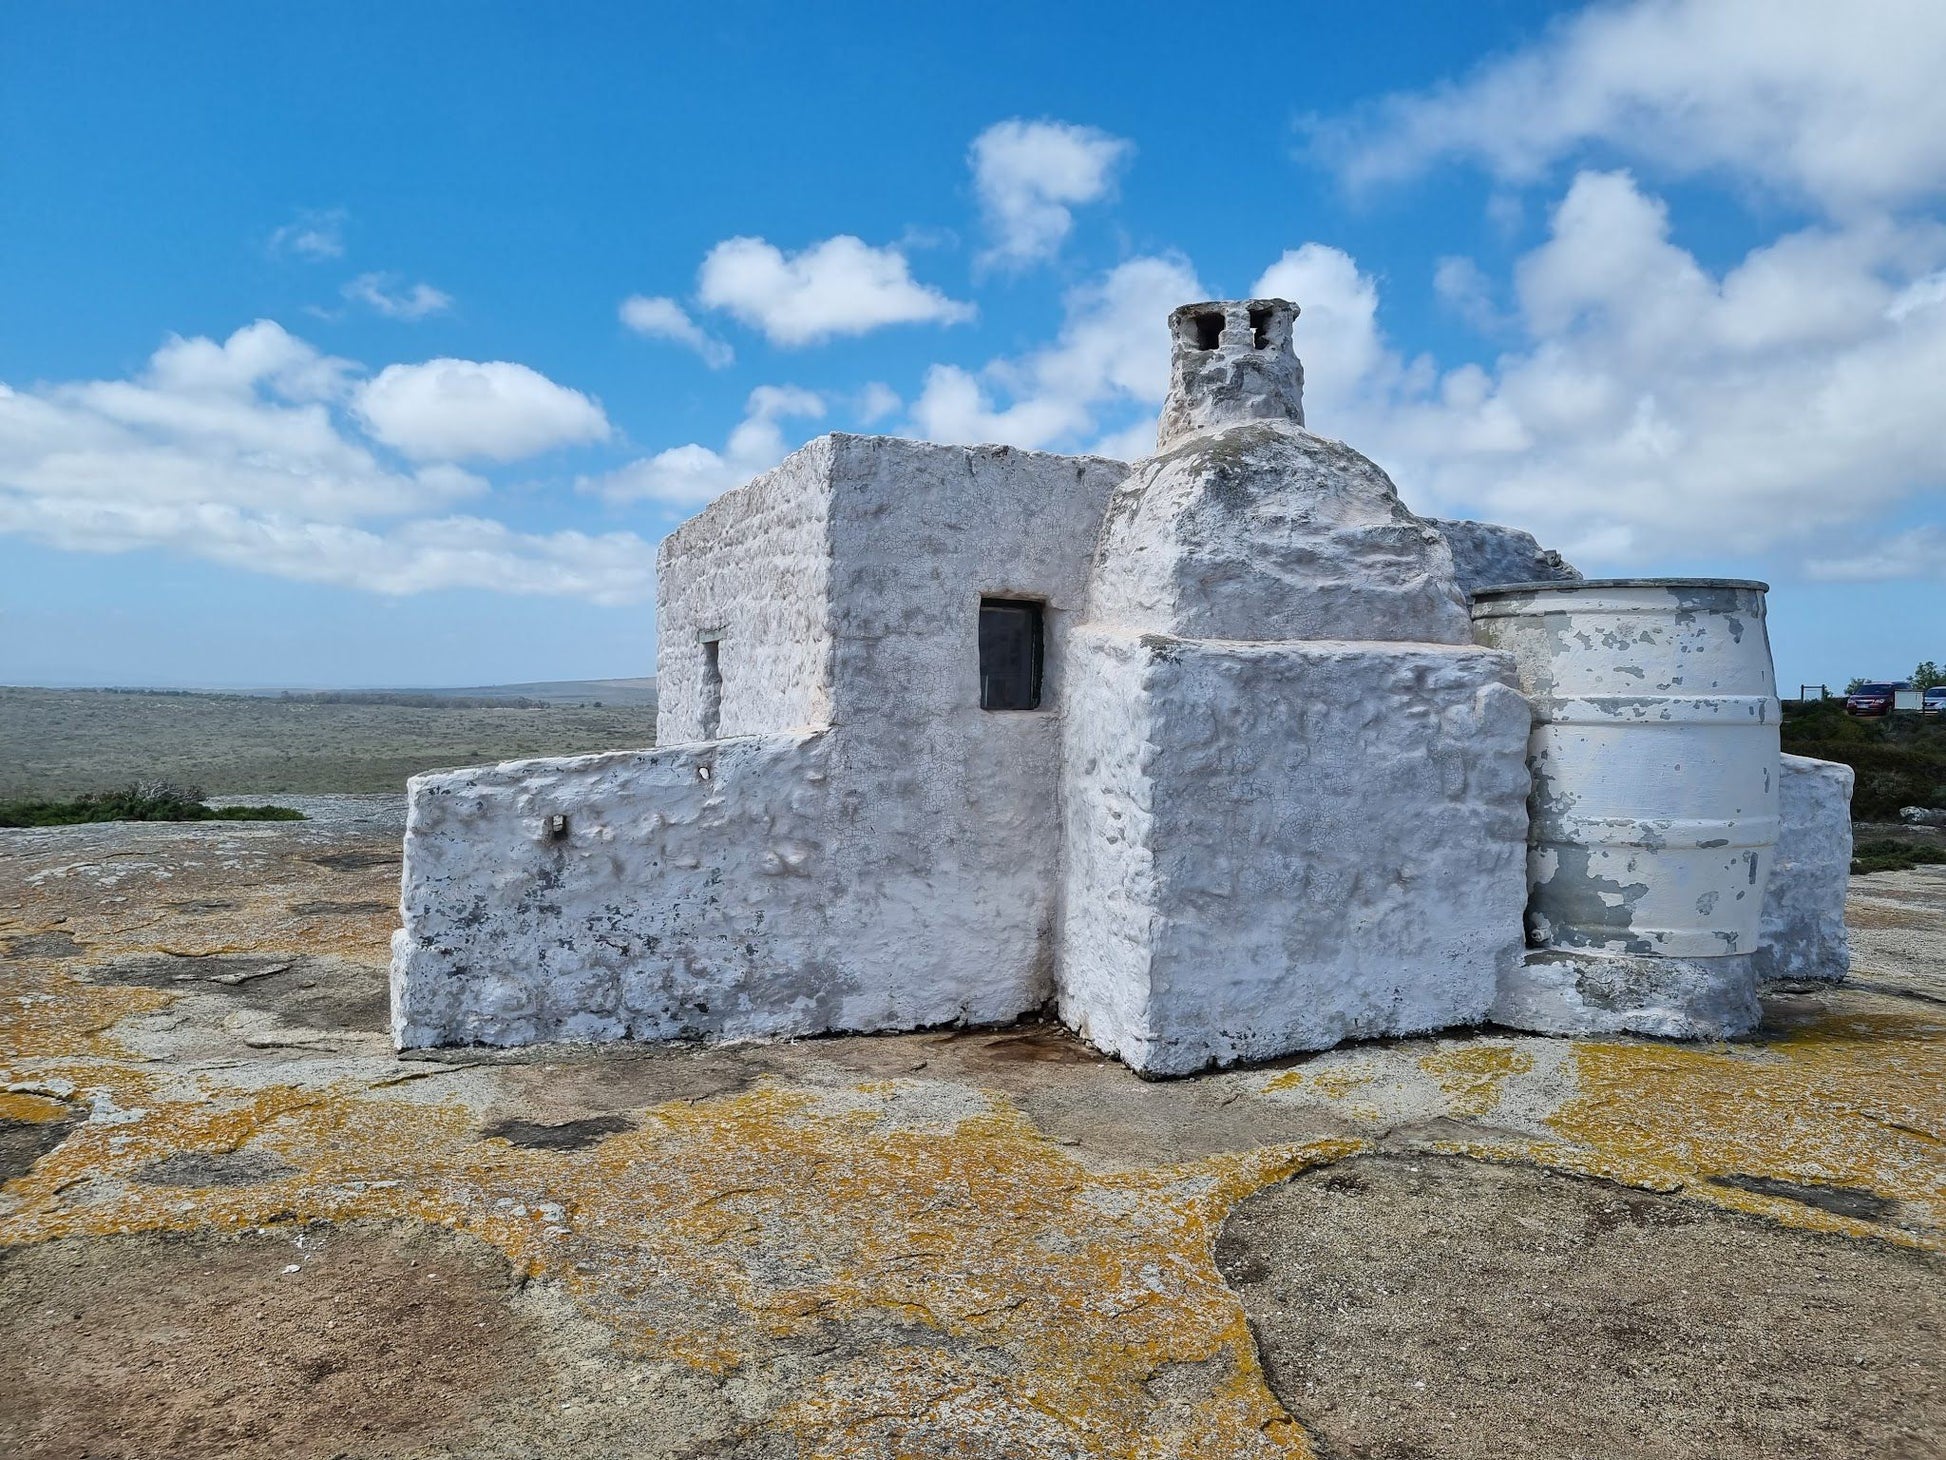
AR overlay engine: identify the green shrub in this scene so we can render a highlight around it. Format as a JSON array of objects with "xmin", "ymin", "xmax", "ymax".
[
  {"xmin": 1784, "ymin": 700, "xmax": 1946, "ymax": 819},
  {"xmin": 1852, "ymin": 839, "xmax": 1946, "ymax": 876},
  {"xmin": 0, "ymin": 781, "xmax": 304, "ymax": 828}
]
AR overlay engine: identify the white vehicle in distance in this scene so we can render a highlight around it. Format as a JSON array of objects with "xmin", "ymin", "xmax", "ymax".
[{"xmin": 1924, "ymin": 685, "xmax": 1946, "ymax": 716}]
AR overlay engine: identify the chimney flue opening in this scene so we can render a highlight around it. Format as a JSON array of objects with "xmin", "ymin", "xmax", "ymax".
[{"xmin": 1184, "ymin": 311, "xmax": 1224, "ymax": 351}]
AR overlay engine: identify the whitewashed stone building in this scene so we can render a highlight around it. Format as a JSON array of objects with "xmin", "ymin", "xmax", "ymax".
[{"xmin": 392, "ymin": 298, "xmax": 1849, "ymax": 1073}]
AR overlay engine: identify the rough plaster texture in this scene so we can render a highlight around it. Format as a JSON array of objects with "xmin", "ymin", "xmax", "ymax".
[
  {"xmin": 398, "ymin": 297, "xmax": 1795, "ymax": 1069},
  {"xmin": 1753, "ymin": 754, "xmax": 1854, "ymax": 984},
  {"xmin": 398, "ymin": 434, "xmax": 1128, "ymax": 1049},
  {"xmin": 1058, "ymin": 630, "xmax": 1533, "ymax": 1075},
  {"xmin": 1431, "ymin": 518, "xmax": 1582, "ymax": 598},
  {"xmin": 817, "ymin": 435, "xmax": 1128, "ymax": 1030},
  {"xmin": 1155, "ymin": 299, "xmax": 1306, "ymax": 448},
  {"xmin": 1088, "ymin": 422, "xmax": 1472, "ymax": 646},
  {"xmin": 656, "ymin": 439, "xmax": 837, "ymax": 744},
  {"xmin": 1054, "ymin": 632, "xmax": 1162, "ymax": 1062},
  {"xmin": 392, "ymin": 734, "xmax": 836, "ymax": 1049}
]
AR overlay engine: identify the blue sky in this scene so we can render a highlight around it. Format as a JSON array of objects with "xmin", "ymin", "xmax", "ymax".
[{"xmin": 3, "ymin": 0, "xmax": 1941, "ymax": 690}]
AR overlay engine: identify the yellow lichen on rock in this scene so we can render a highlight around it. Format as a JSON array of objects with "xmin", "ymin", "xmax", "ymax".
[
  {"xmin": 0, "ymin": 1089, "xmax": 74, "ymax": 1124},
  {"xmin": 1525, "ymin": 1010, "xmax": 1945, "ymax": 1245},
  {"xmin": 1262, "ymin": 1063, "xmax": 1376, "ymax": 1100},
  {"xmin": 0, "ymin": 962, "xmax": 173, "ymax": 1066},
  {"xmin": 2, "ymin": 1005, "xmax": 1357, "ymax": 1459},
  {"xmin": 9, "ymin": 826, "xmax": 1944, "ymax": 1452},
  {"xmin": 1416, "ymin": 1043, "xmax": 1535, "ymax": 1118}
]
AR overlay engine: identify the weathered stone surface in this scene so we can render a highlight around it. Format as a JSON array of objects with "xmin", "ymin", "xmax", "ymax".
[
  {"xmin": 1432, "ymin": 517, "xmax": 1582, "ymax": 597},
  {"xmin": 1087, "ymin": 423, "xmax": 1472, "ymax": 645},
  {"xmin": 1155, "ymin": 299, "xmax": 1306, "ymax": 449},
  {"xmin": 1058, "ymin": 630, "xmax": 1532, "ymax": 1075},
  {"xmin": 8, "ymin": 811, "xmax": 1945, "ymax": 1459},
  {"xmin": 1492, "ymin": 947, "xmax": 1762, "ymax": 1039},
  {"xmin": 1753, "ymin": 754, "xmax": 1854, "ymax": 983}
]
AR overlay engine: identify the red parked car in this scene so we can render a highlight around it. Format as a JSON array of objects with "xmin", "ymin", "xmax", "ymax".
[{"xmin": 1845, "ymin": 681, "xmax": 1908, "ymax": 716}]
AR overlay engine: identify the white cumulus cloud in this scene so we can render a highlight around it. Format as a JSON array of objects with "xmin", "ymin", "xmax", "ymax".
[
  {"xmin": 907, "ymin": 254, "xmax": 1202, "ymax": 456},
  {"xmin": 1308, "ymin": 0, "xmax": 1946, "ymax": 215},
  {"xmin": 696, "ymin": 235, "xmax": 974, "ymax": 347},
  {"xmin": 343, "ymin": 272, "xmax": 454, "ymax": 321},
  {"xmin": 619, "ymin": 294, "xmax": 734, "ymax": 368},
  {"xmin": 855, "ymin": 382, "xmax": 901, "ymax": 425},
  {"xmin": 355, "ymin": 359, "xmax": 611, "ymax": 462},
  {"xmin": 0, "ymin": 492, "xmax": 654, "ymax": 603},
  {"xmin": 0, "ymin": 321, "xmax": 655, "ymax": 602},
  {"xmin": 1252, "ymin": 172, "xmax": 1946, "ymax": 569},
  {"xmin": 581, "ymin": 385, "xmax": 826, "ymax": 507},
  {"xmin": 972, "ymin": 119, "xmax": 1133, "ymax": 266}
]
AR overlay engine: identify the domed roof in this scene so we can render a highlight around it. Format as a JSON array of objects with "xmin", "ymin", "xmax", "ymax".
[{"xmin": 1087, "ymin": 418, "xmax": 1471, "ymax": 644}]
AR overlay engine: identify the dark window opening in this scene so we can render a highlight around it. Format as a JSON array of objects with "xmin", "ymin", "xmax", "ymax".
[
  {"xmin": 1249, "ymin": 305, "xmax": 1273, "ymax": 349},
  {"xmin": 1187, "ymin": 311, "xmax": 1224, "ymax": 351},
  {"xmin": 979, "ymin": 599, "xmax": 1044, "ymax": 711},
  {"xmin": 699, "ymin": 638, "xmax": 722, "ymax": 739}
]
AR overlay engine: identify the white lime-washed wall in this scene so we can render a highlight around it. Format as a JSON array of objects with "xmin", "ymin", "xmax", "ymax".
[
  {"xmin": 1057, "ymin": 631, "xmax": 1532, "ymax": 1075},
  {"xmin": 394, "ymin": 296, "xmax": 1844, "ymax": 1071},
  {"xmin": 819, "ymin": 435, "xmax": 1127, "ymax": 1026},
  {"xmin": 655, "ymin": 438, "xmax": 838, "ymax": 744},
  {"xmin": 392, "ymin": 733, "xmax": 834, "ymax": 1048},
  {"xmin": 1754, "ymin": 754, "xmax": 1854, "ymax": 983},
  {"xmin": 396, "ymin": 433, "xmax": 1127, "ymax": 1048}
]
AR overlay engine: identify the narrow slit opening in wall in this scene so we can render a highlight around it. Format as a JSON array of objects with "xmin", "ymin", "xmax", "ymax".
[
  {"xmin": 700, "ymin": 638, "xmax": 722, "ymax": 739},
  {"xmin": 1249, "ymin": 305, "xmax": 1273, "ymax": 350},
  {"xmin": 979, "ymin": 599, "xmax": 1043, "ymax": 711},
  {"xmin": 1188, "ymin": 311, "xmax": 1224, "ymax": 351}
]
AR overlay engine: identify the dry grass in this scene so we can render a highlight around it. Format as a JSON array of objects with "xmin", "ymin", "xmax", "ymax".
[{"xmin": 0, "ymin": 688, "xmax": 655, "ymax": 798}]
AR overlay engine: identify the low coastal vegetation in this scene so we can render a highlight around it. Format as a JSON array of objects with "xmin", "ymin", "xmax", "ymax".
[
  {"xmin": 1783, "ymin": 698, "xmax": 1946, "ymax": 821},
  {"xmin": 0, "ymin": 686, "xmax": 656, "ymax": 800},
  {"xmin": 1850, "ymin": 839, "xmax": 1946, "ymax": 876},
  {"xmin": 0, "ymin": 780, "xmax": 304, "ymax": 828}
]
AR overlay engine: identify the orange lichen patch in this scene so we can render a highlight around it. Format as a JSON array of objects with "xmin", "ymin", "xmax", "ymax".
[
  {"xmin": 0, "ymin": 1060, "xmax": 1357, "ymax": 1459},
  {"xmin": 1478, "ymin": 1010, "xmax": 1946, "ymax": 1247},
  {"xmin": 3, "ymin": 839, "xmax": 397, "ymax": 968},
  {"xmin": 0, "ymin": 1090, "xmax": 74, "ymax": 1124},
  {"xmin": 1843, "ymin": 900, "xmax": 1934, "ymax": 932},
  {"xmin": 0, "ymin": 964, "xmax": 173, "ymax": 1065},
  {"xmin": 1262, "ymin": 1063, "xmax": 1376, "ymax": 1099},
  {"xmin": 1417, "ymin": 1044, "xmax": 1535, "ymax": 1119}
]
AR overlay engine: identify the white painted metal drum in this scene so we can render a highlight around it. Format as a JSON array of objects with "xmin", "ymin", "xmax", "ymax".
[{"xmin": 1471, "ymin": 579, "xmax": 1780, "ymax": 959}]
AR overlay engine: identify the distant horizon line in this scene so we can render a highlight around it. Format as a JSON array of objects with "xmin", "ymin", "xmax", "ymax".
[{"xmin": 1, "ymin": 676, "xmax": 657, "ymax": 695}]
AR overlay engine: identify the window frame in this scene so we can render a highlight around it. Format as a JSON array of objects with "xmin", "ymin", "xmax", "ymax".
[{"xmin": 978, "ymin": 597, "xmax": 1046, "ymax": 713}]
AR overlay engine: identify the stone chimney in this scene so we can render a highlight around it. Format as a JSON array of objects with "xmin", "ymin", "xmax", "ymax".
[{"xmin": 1156, "ymin": 298, "xmax": 1304, "ymax": 451}]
